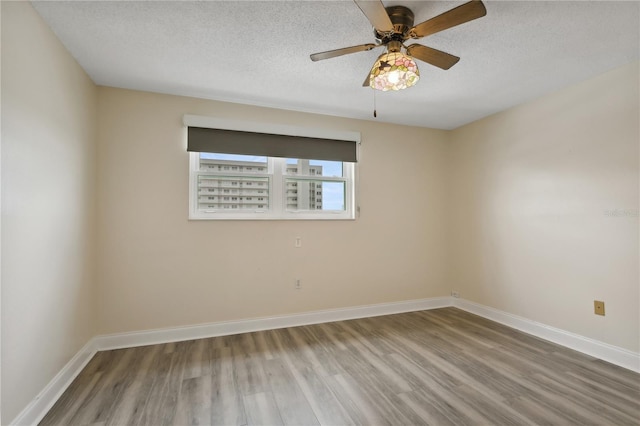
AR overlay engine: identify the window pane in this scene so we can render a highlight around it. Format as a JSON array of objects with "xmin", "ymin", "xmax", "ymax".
[
  {"xmin": 190, "ymin": 152, "xmax": 354, "ymax": 220},
  {"xmin": 199, "ymin": 153, "xmax": 267, "ymax": 174},
  {"xmin": 285, "ymin": 159, "xmax": 343, "ymax": 177},
  {"xmin": 285, "ymin": 179, "xmax": 345, "ymax": 211},
  {"xmin": 198, "ymin": 176, "xmax": 269, "ymax": 210}
]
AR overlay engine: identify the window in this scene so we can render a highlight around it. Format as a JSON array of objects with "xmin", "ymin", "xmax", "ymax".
[
  {"xmin": 186, "ymin": 115, "xmax": 358, "ymax": 220},
  {"xmin": 190, "ymin": 154, "xmax": 354, "ymax": 219}
]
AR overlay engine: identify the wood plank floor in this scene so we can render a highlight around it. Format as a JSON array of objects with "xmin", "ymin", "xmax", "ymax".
[{"xmin": 40, "ymin": 308, "xmax": 640, "ymax": 425}]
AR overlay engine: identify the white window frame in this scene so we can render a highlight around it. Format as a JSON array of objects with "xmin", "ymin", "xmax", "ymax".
[{"xmin": 185, "ymin": 115, "xmax": 358, "ymax": 221}]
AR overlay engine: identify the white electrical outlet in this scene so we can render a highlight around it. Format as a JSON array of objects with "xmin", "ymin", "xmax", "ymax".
[
  {"xmin": 295, "ymin": 279, "xmax": 302, "ymax": 290},
  {"xmin": 295, "ymin": 237, "xmax": 302, "ymax": 248},
  {"xmin": 451, "ymin": 291, "xmax": 460, "ymax": 298}
]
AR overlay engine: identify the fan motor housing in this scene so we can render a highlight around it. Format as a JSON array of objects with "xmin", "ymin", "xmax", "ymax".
[
  {"xmin": 374, "ymin": 5, "xmax": 415, "ymax": 41},
  {"xmin": 387, "ymin": 6, "xmax": 415, "ymax": 31}
]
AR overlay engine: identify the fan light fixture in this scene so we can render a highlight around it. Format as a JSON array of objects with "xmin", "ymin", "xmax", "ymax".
[
  {"xmin": 310, "ymin": 1, "xmax": 488, "ymax": 92},
  {"xmin": 369, "ymin": 51, "xmax": 420, "ymax": 91}
]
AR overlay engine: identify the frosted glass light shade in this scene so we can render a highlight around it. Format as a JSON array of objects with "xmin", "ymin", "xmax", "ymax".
[{"xmin": 369, "ymin": 51, "xmax": 420, "ymax": 91}]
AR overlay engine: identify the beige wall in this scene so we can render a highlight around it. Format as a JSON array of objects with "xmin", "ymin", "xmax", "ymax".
[
  {"xmin": 448, "ymin": 62, "xmax": 639, "ymax": 352},
  {"xmin": 1, "ymin": 2, "xmax": 98, "ymax": 423},
  {"xmin": 96, "ymin": 88, "xmax": 449, "ymax": 334}
]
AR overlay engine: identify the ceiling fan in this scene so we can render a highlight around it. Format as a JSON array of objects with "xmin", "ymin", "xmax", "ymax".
[{"xmin": 310, "ymin": 0, "xmax": 487, "ymax": 91}]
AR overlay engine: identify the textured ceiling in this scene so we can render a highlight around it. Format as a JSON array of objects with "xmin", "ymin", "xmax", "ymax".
[{"xmin": 32, "ymin": 1, "xmax": 639, "ymax": 130}]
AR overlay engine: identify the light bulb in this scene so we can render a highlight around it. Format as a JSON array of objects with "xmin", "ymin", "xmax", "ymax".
[{"xmin": 387, "ymin": 70, "xmax": 401, "ymax": 84}]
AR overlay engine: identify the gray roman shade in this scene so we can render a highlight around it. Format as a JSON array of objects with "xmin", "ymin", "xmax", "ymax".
[{"xmin": 187, "ymin": 127, "xmax": 358, "ymax": 162}]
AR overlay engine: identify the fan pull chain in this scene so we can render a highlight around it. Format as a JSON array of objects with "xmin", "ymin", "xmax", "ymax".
[{"xmin": 373, "ymin": 90, "xmax": 377, "ymax": 118}]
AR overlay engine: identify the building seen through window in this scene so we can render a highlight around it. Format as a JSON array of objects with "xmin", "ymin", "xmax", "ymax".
[{"xmin": 198, "ymin": 158, "xmax": 324, "ymax": 211}]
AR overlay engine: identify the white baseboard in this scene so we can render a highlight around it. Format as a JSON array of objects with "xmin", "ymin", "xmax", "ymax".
[
  {"xmin": 9, "ymin": 297, "xmax": 449, "ymax": 425},
  {"xmin": 95, "ymin": 297, "xmax": 452, "ymax": 351},
  {"xmin": 453, "ymin": 298, "xmax": 640, "ymax": 373},
  {"xmin": 12, "ymin": 295, "xmax": 639, "ymax": 425},
  {"xmin": 10, "ymin": 338, "xmax": 98, "ymax": 426}
]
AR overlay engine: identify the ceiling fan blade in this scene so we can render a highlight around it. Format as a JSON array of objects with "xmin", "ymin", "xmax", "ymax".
[
  {"xmin": 353, "ymin": 0, "xmax": 394, "ymax": 32},
  {"xmin": 406, "ymin": 44, "xmax": 460, "ymax": 70},
  {"xmin": 410, "ymin": 0, "xmax": 486, "ymax": 39},
  {"xmin": 310, "ymin": 43, "xmax": 378, "ymax": 62},
  {"xmin": 362, "ymin": 71, "xmax": 371, "ymax": 87}
]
